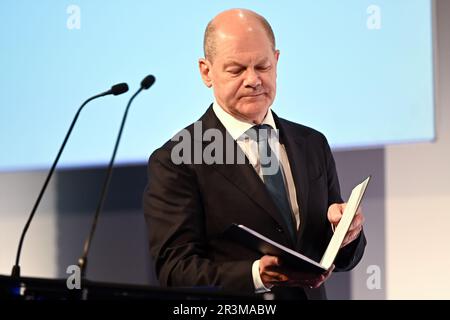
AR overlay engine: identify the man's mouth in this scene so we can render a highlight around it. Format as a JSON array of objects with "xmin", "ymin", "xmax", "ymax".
[{"xmin": 242, "ymin": 92, "xmax": 265, "ymax": 98}]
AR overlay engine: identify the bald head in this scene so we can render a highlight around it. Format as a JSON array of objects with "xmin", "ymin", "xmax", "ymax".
[{"xmin": 203, "ymin": 9, "xmax": 276, "ymax": 62}]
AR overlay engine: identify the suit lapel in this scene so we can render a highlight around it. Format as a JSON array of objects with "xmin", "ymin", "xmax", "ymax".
[
  {"xmin": 274, "ymin": 115, "xmax": 310, "ymax": 239},
  {"xmin": 199, "ymin": 106, "xmax": 295, "ymax": 246}
]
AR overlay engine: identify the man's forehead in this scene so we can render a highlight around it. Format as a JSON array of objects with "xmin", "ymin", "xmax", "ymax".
[
  {"xmin": 215, "ymin": 33, "xmax": 272, "ymax": 55},
  {"xmin": 215, "ymin": 24, "xmax": 256, "ymax": 39},
  {"xmin": 216, "ymin": 40, "xmax": 274, "ymax": 60},
  {"xmin": 215, "ymin": 24, "xmax": 267, "ymax": 43}
]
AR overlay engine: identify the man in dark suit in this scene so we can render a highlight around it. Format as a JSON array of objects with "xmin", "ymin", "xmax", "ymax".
[{"xmin": 143, "ymin": 8, "xmax": 366, "ymax": 299}]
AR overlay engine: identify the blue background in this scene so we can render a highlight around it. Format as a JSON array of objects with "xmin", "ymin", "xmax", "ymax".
[{"xmin": 0, "ymin": 0, "xmax": 434, "ymax": 171}]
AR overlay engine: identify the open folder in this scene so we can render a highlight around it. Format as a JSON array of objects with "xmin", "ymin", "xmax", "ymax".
[{"xmin": 225, "ymin": 176, "xmax": 371, "ymax": 274}]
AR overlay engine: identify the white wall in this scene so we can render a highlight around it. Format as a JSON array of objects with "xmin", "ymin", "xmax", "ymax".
[
  {"xmin": 0, "ymin": 165, "xmax": 154, "ymax": 285},
  {"xmin": 0, "ymin": 171, "xmax": 57, "ymax": 278},
  {"xmin": 385, "ymin": 0, "xmax": 450, "ymax": 299}
]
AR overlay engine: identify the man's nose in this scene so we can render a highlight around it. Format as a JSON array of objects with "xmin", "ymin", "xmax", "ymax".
[{"xmin": 243, "ymin": 69, "xmax": 262, "ymax": 88}]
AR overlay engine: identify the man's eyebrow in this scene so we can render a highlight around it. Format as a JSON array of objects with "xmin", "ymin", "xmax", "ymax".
[
  {"xmin": 223, "ymin": 61, "xmax": 245, "ymax": 69},
  {"xmin": 257, "ymin": 58, "xmax": 270, "ymax": 64},
  {"xmin": 223, "ymin": 58, "xmax": 270, "ymax": 69}
]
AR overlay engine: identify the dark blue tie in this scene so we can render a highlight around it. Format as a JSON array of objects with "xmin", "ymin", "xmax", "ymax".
[{"xmin": 246, "ymin": 124, "xmax": 296, "ymax": 241}]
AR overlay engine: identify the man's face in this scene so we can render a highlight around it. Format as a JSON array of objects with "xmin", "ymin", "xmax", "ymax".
[{"xmin": 200, "ymin": 28, "xmax": 279, "ymax": 123}]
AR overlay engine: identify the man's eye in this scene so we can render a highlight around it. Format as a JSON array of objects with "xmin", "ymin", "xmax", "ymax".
[
  {"xmin": 227, "ymin": 68, "xmax": 243, "ymax": 75},
  {"xmin": 257, "ymin": 65, "xmax": 271, "ymax": 71}
]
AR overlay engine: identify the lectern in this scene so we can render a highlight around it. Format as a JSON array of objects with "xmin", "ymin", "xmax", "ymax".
[{"xmin": 0, "ymin": 275, "xmax": 260, "ymax": 300}]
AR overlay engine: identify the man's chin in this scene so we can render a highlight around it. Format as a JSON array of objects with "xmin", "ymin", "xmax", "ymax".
[{"xmin": 237, "ymin": 103, "xmax": 270, "ymax": 122}]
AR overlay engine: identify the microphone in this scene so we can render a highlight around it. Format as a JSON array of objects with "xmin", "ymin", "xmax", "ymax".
[
  {"xmin": 77, "ymin": 75, "xmax": 156, "ymax": 278},
  {"xmin": 109, "ymin": 83, "xmax": 129, "ymax": 95},
  {"xmin": 11, "ymin": 83, "xmax": 129, "ymax": 279}
]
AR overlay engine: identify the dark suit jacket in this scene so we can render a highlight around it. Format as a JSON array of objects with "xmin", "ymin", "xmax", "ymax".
[{"xmin": 143, "ymin": 105, "xmax": 366, "ymax": 299}]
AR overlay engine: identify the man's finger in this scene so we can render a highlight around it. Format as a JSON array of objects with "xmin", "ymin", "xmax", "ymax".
[
  {"xmin": 349, "ymin": 213, "xmax": 365, "ymax": 230},
  {"xmin": 324, "ymin": 264, "xmax": 335, "ymax": 276},
  {"xmin": 307, "ymin": 265, "xmax": 334, "ymax": 288},
  {"xmin": 327, "ymin": 203, "xmax": 344, "ymax": 225},
  {"xmin": 260, "ymin": 255, "xmax": 281, "ymax": 269},
  {"xmin": 342, "ymin": 226, "xmax": 362, "ymax": 247},
  {"xmin": 262, "ymin": 270, "xmax": 288, "ymax": 282}
]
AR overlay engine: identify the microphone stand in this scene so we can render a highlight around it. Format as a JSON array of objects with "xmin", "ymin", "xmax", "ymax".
[
  {"xmin": 11, "ymin": 84, "xmax": 129, "ymax": 279},
  {"xmin": 77, "ymin": 75, "xmax": 155, "ymax": 279}
]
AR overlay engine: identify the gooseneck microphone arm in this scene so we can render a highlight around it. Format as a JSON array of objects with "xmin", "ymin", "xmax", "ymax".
[
  {"xmin": 11, "ymin": 83, "xmax": 129, "ymax": 279},
  {"xmin": 78, "ymin": 75, "xmax": 155, "ymax": 278}
]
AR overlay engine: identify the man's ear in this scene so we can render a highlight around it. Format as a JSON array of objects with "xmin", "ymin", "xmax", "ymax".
[
  {"xmin": 273, "ymin": 50, "xmax": 280, "ymax": 79},
  {"xmin": 199, "ymin": 58, "xmax": 213, "ymax": 88},
  {"xmin": 274, "ymin": 49, "xmax": 280, "ymax": 62}
]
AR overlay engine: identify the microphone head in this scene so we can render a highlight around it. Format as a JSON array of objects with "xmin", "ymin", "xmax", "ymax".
[
  {"xmin": 111, "ymin": 83, "xmax": 129, "ymax": 95},
  {"xmin": 141, "ymin": 75, "xmax": 156, "ymax": 90}
]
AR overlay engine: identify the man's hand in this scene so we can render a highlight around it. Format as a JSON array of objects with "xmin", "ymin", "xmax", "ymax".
[
  {"xmin": 259, "ymin": 255, "xmax": 334, "ymax": 289},
  {"xmin": 327, "ymin": 203, "xmax": 365, "ymax": 248}
]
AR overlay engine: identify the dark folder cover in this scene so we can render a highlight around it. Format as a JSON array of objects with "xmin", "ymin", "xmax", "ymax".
[{"xmin": 225, "ymin": 223, "xmax": 327, "ymax": 274}]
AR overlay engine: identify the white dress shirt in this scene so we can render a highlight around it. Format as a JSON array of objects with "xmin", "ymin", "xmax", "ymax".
[{"xmin": 212, "ymin": 102, "xmax": 301, "ymax": 293}]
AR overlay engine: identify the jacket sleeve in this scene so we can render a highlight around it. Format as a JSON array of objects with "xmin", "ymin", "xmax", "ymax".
[
  {"xmin": 322, "ymin": 134, "xmax": 367, "ymax": 271},
  {"xmin": 143, "ymin": 147, "xmax": 254, "ymax": 293}
]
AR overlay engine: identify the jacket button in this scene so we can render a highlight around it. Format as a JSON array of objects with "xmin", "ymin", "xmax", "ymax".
[{"xmin": 276, "ymin": 226, "xmax": 284, "ymax": 233}]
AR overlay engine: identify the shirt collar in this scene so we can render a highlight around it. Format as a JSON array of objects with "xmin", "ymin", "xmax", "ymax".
[{"xmin": 212, "ymin": 101, "xmax": 277, "ymax": 141}]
